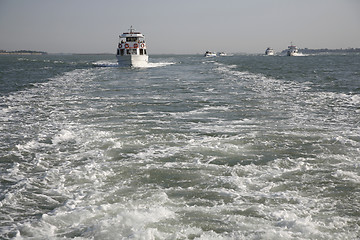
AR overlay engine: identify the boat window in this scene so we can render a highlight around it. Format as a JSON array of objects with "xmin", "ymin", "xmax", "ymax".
[
  {"xmin": 126, "ymin": 49, "xmax": 130, "ymax": 55},
  {"xmin": 126, "ymin": 37, "xmax": 138, "ymax": 42},
  {"xmin": 120, "ymin": 49, "xmax": 125, "ymax": 56},
  {"xmin": 140, "ymin": 49, "xmax": 144, "ymax": 55},
  {"xmin": 131, "ymin": 49, "xmax": 137, "ymax": 54},
  {"xmin": 144, "ymin": 49, "xmax": 147, "ymax": 55},
  {"xmin": 117, "ymin": 49, "xmax": 120, "ymax": 55}
]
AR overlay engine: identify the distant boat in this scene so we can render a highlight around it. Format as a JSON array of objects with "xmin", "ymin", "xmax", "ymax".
[
  {"xmin": 265, "ymin": 47, "xmax": 274, "ymax": 56},
  {"xmin": 204, "ymin": 51, "xmax": 216, "ymax": 57},
  {"xmin": 116, "ymin": 26, "xmax": 148, "ymax": 67},
  {"xmin": 287, "ymin": 42, "xmax": 299, "ymax": 56},
  {"xmin": 219, "ymin": 52, "xmax": 227, "ymax": 56}
]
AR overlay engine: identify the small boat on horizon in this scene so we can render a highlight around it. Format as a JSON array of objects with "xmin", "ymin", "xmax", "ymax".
[
  {"xmin": 219, "ymin": 52, "xmax": 227, "ymax": 56},
  {"xmin": 116, "ymin": 26, "xmax": 149, "ymax": 67},
  {"xmin": 287, "ymin": 42, "xmax": 299, "ymax": 56},
  {"xmin": 265, "ymin": 47, "xmax": 275, "ymax": 56},
  {"xmin": 204, "ymin": 51, "xmax": 216, "ymax": 57}
]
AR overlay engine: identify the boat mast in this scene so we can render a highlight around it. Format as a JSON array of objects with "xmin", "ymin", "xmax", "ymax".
[{"xmin": 129, "ymin": 25, "xmax": 135, "ymax": 34}]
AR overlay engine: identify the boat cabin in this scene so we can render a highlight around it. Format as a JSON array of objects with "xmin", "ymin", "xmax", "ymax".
[{"xmin": 116, "ymin": 27, "xmax": 147, "ymax": 57}]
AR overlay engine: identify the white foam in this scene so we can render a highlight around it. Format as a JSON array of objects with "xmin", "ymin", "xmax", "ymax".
[
  {"xmin": 92, "ymin": 61, "xmax": 119, "ymax": 67},
  {"xmin": 92, "ymin": 61, "xmax": 176, "ymax": 68},
  {"xmin": 16, "ymin": 190, "xmax": 177, "ymax": 239},
  {"xmin": 333, "ymin": 169, "xmax": 360, "ymax": 183},
  {"xmin": 145, "ymin": 62, "xmax": 176, "ymax": 68},
  {"xmin": 16, "ymin": 140, "xmax": 41, "ymax": 152},
  {"xmin": 52, "ymin": 129, "xmax": 77, "ymax": 145},
  {"xmin": 2, "ymin": 56, "xmax": 359, "ymax": 239}
]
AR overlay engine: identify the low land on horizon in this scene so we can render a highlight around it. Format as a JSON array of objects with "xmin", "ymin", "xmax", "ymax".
[
  {"xmin": 281, "ymin": 47, "xmax": 360, "ymax": 54},
  {"xmin": 1, "ymin": 48, "xmax": 360, "ymax": 55},
  {"xmin": 0, "ymin": 50, "xmax": 47, "ymax": 55}
]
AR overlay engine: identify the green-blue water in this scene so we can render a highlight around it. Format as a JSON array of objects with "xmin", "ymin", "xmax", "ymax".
[{"xmin": 1, "ymin": 54, "xmax": 359, "ymax": 239}]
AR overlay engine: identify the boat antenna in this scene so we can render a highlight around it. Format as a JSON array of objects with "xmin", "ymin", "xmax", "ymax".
[{"xmin": 129, "ymin": 25, "xmax": 135, "ymax": 34}]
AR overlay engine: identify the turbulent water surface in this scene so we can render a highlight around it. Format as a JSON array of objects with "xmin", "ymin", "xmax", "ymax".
[{"xmin": 0, "ymin": 53, "xmax": 359, "ymax": 239}]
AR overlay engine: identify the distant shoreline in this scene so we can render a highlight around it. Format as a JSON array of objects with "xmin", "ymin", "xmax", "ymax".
[
  {"xmin": 1, "ymin": 48, "xmax": 360, "ymax": 56},
  {"xmin": 0, "ymin": 50, "xmax": 47, "ymax": 55},
  {"xmin": 281, "ymin": 48, "xmax": 360, "ymax": 54}
]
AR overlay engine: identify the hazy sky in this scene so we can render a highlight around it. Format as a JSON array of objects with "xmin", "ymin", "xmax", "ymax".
[{"xmin": 1, "ymin": 0, "xmax": 359, "ymax": 54}]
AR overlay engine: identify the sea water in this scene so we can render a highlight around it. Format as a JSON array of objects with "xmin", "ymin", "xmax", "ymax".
[{"xmin": 0, "ymin": 53, "xmax": 359, "ymax": 239}]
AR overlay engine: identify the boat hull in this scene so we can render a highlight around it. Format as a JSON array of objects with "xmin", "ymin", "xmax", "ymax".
[
  {"xmin": 116, "ymin": 54, "xmax": 148, "ymax": 67},
  {"xmin": 287, "ymin": 51, "xmax": 299, "ymax": 56},
  {"xmin": 265, "ymin": 48, "xmax": 274, "ymax": 56}
]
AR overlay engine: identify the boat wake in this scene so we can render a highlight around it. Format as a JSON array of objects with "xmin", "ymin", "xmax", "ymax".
[
  {"xmin": 92, "ymin": 61, "xmax": 176, "ymax": 68},
  {"xmin": 146, "ymin": 62, "xmax": 176, "ymax": 68},
  {"xmin": 292, "ymin": 53, "xmax": 308, "ymax": 57},
  {"xmin": 92, "ymin": 61, "xmax": 120, "ymax": 67}
]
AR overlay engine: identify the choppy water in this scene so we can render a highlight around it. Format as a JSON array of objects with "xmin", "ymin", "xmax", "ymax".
[{"xmin": 0, "ymin": 53, "xmax": 359, "ymax": 239}]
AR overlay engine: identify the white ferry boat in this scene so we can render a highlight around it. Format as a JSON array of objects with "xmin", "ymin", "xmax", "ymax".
[
  {"xmin": 287, "ymin": 42, "xmax": 299, "ymax": 56},
  {"xmin": 116, "ymin": 26, "xmax": 148, "ymax": 67},
  {"xmin": 219, "ymin": 52, "xmax": 227, "ymax": 56},
  {"xmin": 204, "ymin": 51, "xmax": 216, "ymax": 57},
  {"xmin": 265, "ymin": 47, "xmax": 274, "ymax": 56}
]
